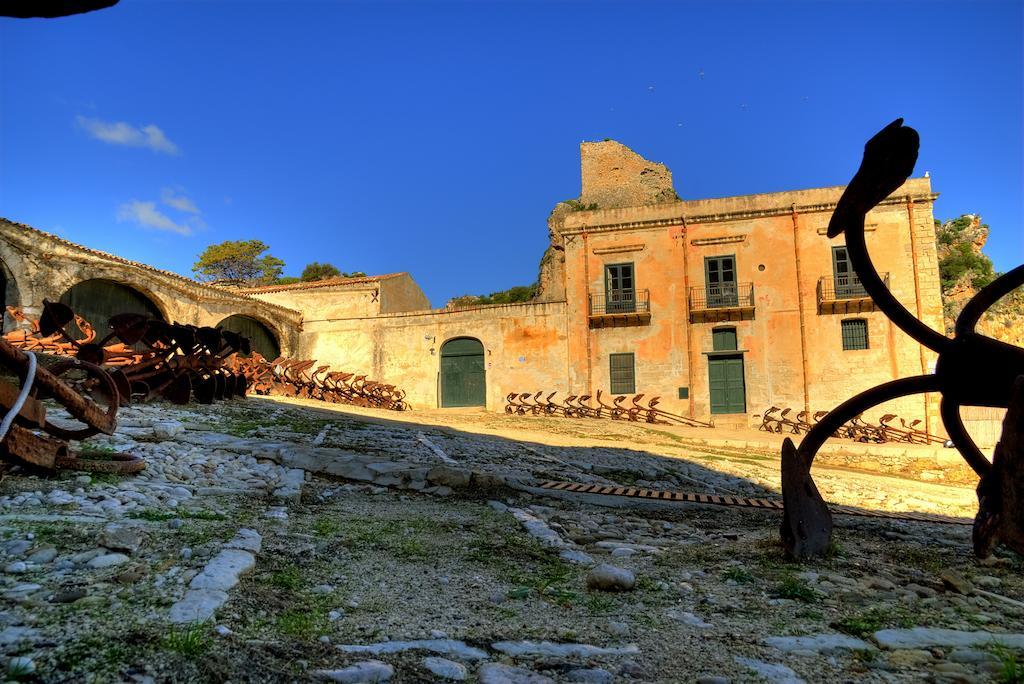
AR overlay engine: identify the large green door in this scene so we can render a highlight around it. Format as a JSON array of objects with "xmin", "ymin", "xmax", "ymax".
[
  {"xmin": 708, "ymin": 355, "xmax": 746, "ymax": 414},
  {"xmin": 440, "ymin": 338, "xmax": 486, "ymax": 407}
]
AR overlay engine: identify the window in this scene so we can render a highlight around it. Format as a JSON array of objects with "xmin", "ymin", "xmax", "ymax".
[
  {"xmin": 712, "ymin": 327, "xmax": 738, "ymax": 351},
  {"xmin": 705, "ymin": 255, "xmax": 738, "ymax": 307},
  {"xmin": 832, "ymin": 246, "xmax": 866, "ymax": 299},
  {"xmin": 609, "ymin": 353, "xmax": 635, "ymax": 394},
  {"xmin": 841, "ymin": 319, "xmax": 869, "ymax": 350},
  {"xmin": 604, "ymin": 263, "xmax": 636, "ymax": 313}
]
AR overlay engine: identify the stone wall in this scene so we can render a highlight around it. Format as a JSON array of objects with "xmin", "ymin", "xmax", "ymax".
[
  {"xmin": 0, "ymin": 218, "xmax": 303, "ymax": 355},
  {"xmin": 579, "ymin": 141, "xmax": 677, "ymax": 209},
  {"xmin": 296, "ymin": 301, "xmax": 569, "ymax": 410}
]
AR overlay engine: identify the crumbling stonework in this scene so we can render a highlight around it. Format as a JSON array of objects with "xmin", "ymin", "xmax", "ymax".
[
  {"xmin": 0, "ymin": 218, "xmax": 302, "ymax": 355},
  {"xmin": 579, "ymin": 140, "xmax": 678, "ymax": 210}
]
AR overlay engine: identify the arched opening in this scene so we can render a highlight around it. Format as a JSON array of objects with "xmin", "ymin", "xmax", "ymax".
[
  {"xmin": 217, "ymin": 314, "xmax": 281, "ymax": 359},
  {"xmin": 0, "ymin": 259, "xmax": 21, "ymax": 333},
  {"xmin": 59, "ymin": 279, "xmax": 164, "ymax": 340},
  {"xmin": 439, "ymin": 337, "xmax": 485, "ymax": 408}
]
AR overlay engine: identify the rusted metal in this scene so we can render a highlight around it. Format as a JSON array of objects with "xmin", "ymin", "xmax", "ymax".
[
  {"xmin": 232, "ymin": 352, "xmax": 409, "ymax": 411},
  {"xmin": 780, "ymin": 118, "xmax": 1024, "ymax": 559},
  {"xmin": 505, "ymin": 390, "xmax": 714, "ymax": 428},
  {"xmin": 758, "ymin": 404, "xmax": 946, "ymax": 444}
]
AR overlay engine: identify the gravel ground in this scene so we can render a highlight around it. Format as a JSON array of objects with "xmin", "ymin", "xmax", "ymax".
[{"xmin": 0, "ymin": 397, "xmax": 1019, "ymax": 683}]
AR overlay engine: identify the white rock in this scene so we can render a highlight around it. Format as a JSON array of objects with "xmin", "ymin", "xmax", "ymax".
[
  {"xmin": 765, "ymin": 634, "xmax": 872, "ymax": 653},
  {"xmin": 492, "ymin": 641, "xmax": 640, "ymax": 658},
  {"xmin": 734, "ymin": 657, "xmax": 804, "ymax": 684},
  {"xmin": 666, "ymin": 609, "xmax": 712, "ymax": 628},
  {"xmin": 478, "ymin": 663, "xmax": 554, "ymax": 684},
  {"xmin": 4, "ymin": 561, "xmax": 27, "ymax": 573},
  {"xmin": 189, "ymin": 549, "xmax": 256, "ymax": 591},
  {"xmin": 313, "ymin": 660, "xmax": 394, "ymax": 683},
  {"xmin": 337, "ymin": 639, "xmax": 487, "ymax": 660},
  {"xmin": 422, "ymin": 657, "xmax": 467, "ymax": 681},
  {"xmin": 86, "ymin": 553, "xmax": 129, "ymax": 569},
  {"xmin": 7, "ymin": 656, "xmax": 35, "ymax": 675},
  {"xmin": 873, "ymin": 628, "xmax": 1024, "ymax": 650},
  {"xmin": 168, "ymin": 588, "xmax": 229, "ymax": 623},
  {"xmin": 586, "ymin": 564, "xmax": 635, "ymax": 592},
  {"xmin": 214, "ymin": 625, "xmax": 233, "ymax": 636}
]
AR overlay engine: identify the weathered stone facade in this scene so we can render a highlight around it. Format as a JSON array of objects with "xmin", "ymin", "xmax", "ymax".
[
  {"xmin": 0, "ymin": 139, "xmax": 951, "ymax": 430},
  {"xmin": 0, "ymin": 218, "xmax": 303, "ymax": 355},
  {"xmin": 248, "ymin": 140, "xmax": 944, "ymax": 429}
]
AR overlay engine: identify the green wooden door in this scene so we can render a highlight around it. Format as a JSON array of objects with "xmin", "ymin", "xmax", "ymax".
[
  {"xmin": 708, "ymin": 355, "xmax": 746, "ymax": 414},
  {"xmin": 440, "ymin": 338, "xmax": 486, "ymax": 407}
]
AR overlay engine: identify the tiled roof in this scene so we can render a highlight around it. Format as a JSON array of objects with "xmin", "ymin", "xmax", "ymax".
[
  {"xmin": 0, "ymin": 217, "xmax": 300, "ymax": 312},
  {"xmin": 239, "ymin": 273, "xmax": 405, "ymax": 294}
]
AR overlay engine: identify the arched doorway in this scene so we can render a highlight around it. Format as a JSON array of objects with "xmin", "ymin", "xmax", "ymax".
[
  {"xmin": 440, "ymin": 337, "xmax": 485, "ymax": 408},
  {"xmin": 217, "ymin": 315, "xmax": 280, "ymax": 359},
  {"xmin": 59, "ymin": 279, "xmax": 164, "ymax": 339},
  {"xmin": 0, "ymin": 259, "xmax": 20, "ymax": 333}
]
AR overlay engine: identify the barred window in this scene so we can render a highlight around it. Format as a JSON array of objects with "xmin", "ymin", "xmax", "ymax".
[
  {"xmin": 609, "ymin": 353, "xmax": 635, "ymax": 394},
  {"xmin": 841, "ymin": 319, "xmax": 869, "ymax": 350}
]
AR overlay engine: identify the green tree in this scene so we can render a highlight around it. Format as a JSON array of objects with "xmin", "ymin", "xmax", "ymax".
[
  {"xmin": 300, "ymin": 262, "xmax": 342, "ymax": 282},
  {"xmin": 192, "ymin": 240, "xmax": 284, "ymax": 286},
  {"xmin": 446, "ymin": 283, "xmax": 538, "ymax": 308}
]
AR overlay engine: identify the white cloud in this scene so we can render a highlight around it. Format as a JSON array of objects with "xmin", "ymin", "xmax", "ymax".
[
  {"xmin": 160, "ymin": 187, "xmax": 200, "ymax": 214},
  {"xmin": 117, "ymin": 200, "xmax": 198, "ymax": 236},
  {"xmin": 76, "ymin": 115, "xmax": 180, "ymax": 155}
]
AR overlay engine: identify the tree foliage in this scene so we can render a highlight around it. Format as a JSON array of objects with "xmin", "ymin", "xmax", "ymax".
[
  {"xmin": 934, "ymin": 215, "xmax": 996, "ymax": 292},
  {"xmin": 192, "ymin": 240, "xmax": 284, "ymax": 286},
  {"xmin": 301, "ymin": 262, "xmax": 342, "ymax": 282},
  {"xmin": 447, "ymin": 283, "xmax": 538, "ymax": 308}
]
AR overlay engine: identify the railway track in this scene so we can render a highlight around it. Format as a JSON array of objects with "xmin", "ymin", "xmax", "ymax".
[{"xmin": 537, "ymin": 480, "xmax": 971, "ymax": 526}]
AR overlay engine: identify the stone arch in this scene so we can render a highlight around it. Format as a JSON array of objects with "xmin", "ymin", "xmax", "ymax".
[
  {"xmin": 217, "ymin": 314, "xmax": 281, "ymax": 359},
  {"xmin": 59, "ymin": 278, "xmax": 166, "ymax": 339},
  {"xmin": 0, "ymin": 258, "xmax": 22, "ymax": 332},
  {"xmin": 439, "ymin": 336, "xmax": 486, "ymax": 408}
]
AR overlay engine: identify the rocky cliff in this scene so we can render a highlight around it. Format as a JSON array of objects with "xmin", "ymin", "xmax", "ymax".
[{"xmin": 935, "ymin": 214, "xmax": 1023, "ymax": 346}]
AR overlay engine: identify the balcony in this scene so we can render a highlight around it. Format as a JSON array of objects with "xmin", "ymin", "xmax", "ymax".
[
  {"xmin": 817, "ymin": 273, "xmax": 888, "ymax": 314},
  {"xmin": 688, "ymin": 283, "xmax": 755, "ymax": 323},
  {"xmin": 588, "ymin": 289, "xmax": 651, "ymax": 328}
]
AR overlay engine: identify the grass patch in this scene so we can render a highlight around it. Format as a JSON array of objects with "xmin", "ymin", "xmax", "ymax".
[
  {"xmin": 130, "ymin": 508, "xmax": 226, "ymax": 522},
  {"xmin": 276, "ymin": 608, "xmax": 326, "ymax": 640},
  {"xmin": 722, "ymin": 566, "xmax": 755, "ymax": 583},
  {"xmin": 990, "ymin": 645, "xmax": 1024, "ymax": 684},
  {"xmin": 267, "ymin": 564, "xmax": 303, "ymax": 591},
  {"xmin": 313, "ymin": 517, "xmax": 340, "ymax": 537},
  {"xmin": 162, "ymin": 623, "xmax": 212, "ymax": 658},
  {"xmin": 835, "ymin": 608, "xmax": 886, "ymax": 638},
  {"xmin": 583, "ymin": 592, "xmax": 619, "ymax": 616},
  {"xmin": 507, "ymin": 559, "xmax": 580, "ymax": 607},
  {"xmin": 774, "ymin": 573, "xmax": 817, "ymax": 603}
]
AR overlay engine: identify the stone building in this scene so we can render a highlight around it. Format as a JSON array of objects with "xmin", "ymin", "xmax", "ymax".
[{"xmin": 0, "ymin": 139, "xmax": 946, "ymax": 430}]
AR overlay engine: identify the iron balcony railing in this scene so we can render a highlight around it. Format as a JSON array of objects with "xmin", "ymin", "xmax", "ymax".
[
  {"xmin": 588, "ymin": 289, "xmax": 650, "ymax": 316},
  {"xmin": 688, "ymin": 282, "xmax": 754, "ymax": 312},
  {"xmin": 818, "ymin": 273, "xmax": 889, "ymax": 301}
]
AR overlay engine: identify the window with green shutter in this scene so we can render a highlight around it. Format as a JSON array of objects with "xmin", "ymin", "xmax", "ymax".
[
  {"xmin": 712, "ymin": 327, "xmax": 738, "ymax": 351},
  {"xmin": 841, "ymin": 319, "xmax": 869, "ymax": 350},
  {"xmin": 609, "ymin": 353, "xmax": 635, "ymax": 394}
]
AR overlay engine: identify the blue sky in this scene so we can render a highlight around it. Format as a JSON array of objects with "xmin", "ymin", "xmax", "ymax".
[{"xmin": 1, "ymin": 0, "xmax": 1021, "ymax": 307}]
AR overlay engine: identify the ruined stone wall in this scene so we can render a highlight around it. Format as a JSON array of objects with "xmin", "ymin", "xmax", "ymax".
[
  {"xmin": 296, "ymin": 301, "xmax": 569, "ymax": 410},
  {"xmin": 579, "ymin": 140, "xmax": 677, "ymax": 209},
  {"xmin": 379, "ymin": 275, "xmax": 432, "ymax": 313},
  {"xmin": 0, "ymin": 218, "xmax": 302, "ymax": 355}
]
